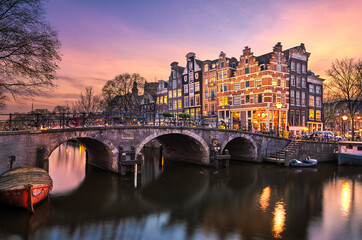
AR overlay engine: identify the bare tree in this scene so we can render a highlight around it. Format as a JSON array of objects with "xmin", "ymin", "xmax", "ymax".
[
  {"xmin": 102, "ymin": 73, "xmax": 145, "ymax": 113},
  {"xmin": 0, "ymin": 0, "xmax": 61, "ymax": 109},
  {"xmin": 326, "ymin": 58, "xmax": 362, "ymax": 140},
  {"xmin": 73, "ymin": 86, "xmax": 102, "ymax": 113}
]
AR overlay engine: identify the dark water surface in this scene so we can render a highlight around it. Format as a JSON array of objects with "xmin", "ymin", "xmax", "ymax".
[{"xmin": 0, "ymin": 142, "xmax": 362, "ymax": 240}]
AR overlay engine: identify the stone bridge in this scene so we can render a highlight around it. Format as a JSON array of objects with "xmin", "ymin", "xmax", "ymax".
[{"xmin": 0, "ymin": 126, "xmax": 290, "ymax": 174}]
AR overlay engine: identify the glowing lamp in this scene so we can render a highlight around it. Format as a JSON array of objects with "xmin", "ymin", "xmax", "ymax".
[{"xmin": 342, "ymin": 115, "xmax": 348, "ymax": 121}]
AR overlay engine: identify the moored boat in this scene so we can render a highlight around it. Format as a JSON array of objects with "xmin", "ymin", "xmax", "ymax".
[
  {"xmin": 0, "ymin": 166, "xmax": 52, "ymax": 213},
  {"xmin": 338, "ymin": 141, "xmax": 362, "ymax": 165},
  {"xmin": 289, "ymin": 158, "xmax": 318, "ymax": 167}
]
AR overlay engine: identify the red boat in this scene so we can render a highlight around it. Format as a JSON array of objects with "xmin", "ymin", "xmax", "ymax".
[{"xmin": 0, "ymin": 166, "xmax": 52, "ymax": 213}]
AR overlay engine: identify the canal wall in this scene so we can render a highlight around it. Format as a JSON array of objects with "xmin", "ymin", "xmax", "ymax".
[{"xmin": 298, "ymin": 141, "xmax": 338, "ymax": 162}]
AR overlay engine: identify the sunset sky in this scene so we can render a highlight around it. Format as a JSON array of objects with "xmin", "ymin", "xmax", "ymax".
[{"xmin": 3, "ymin": 0, "xmax": 362, "ymax": 113}]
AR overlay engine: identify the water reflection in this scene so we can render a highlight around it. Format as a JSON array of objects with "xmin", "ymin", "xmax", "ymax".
[
  {"xmin": 273, "ymin": 201, "xmax": 286, "ymax": 239},
  {"xmin": 341, "ymin": 180, "xmax": 352, "ymax": 216},
  {"xmin": 48, "ymin": 141, "xmax": 86, "ymax": 195},
  {"xmin": 0, "ymin": 147, "xmax": 362, "ymax": 240},
  {"xmin": 259, "ymin": 186, "xmax": 271, "ymax": 212}
]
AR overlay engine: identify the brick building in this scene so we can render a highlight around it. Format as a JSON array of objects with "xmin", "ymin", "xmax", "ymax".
[{"xmin": 167, "ymin": 62, "xmax": 184, "ymax": 116}]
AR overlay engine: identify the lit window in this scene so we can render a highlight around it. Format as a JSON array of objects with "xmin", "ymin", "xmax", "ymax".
[
  {"xmin": 309, "ymin": 109, "xmax": 314, "ymax": 119},
  {"xmin": 309, "ymin": 95, "xmax": 315, "ymax": 106},
  {"xmin": 195, "ymin": 95, "xmax": 200, "ymax": 105},
  {"xmin": 204, "ymin": 65, "xmax": 208, "ymax": 72},
  {"xmin": 169, "ymin": 91, "xmax": 172, "ymax": 98},
  {"xmin": 174, "ymin": 100, "xmax": 177, "ymax": 109},
  {"xmin": 156, "ymin": 97, "xmax": 159, "ymax": 104},
  {"xmin": 272, "ymin": 79, "xmax": 277, "ymax": 86},
  {"xmin": 173, "ymin": 90, "xmax": 176, "ymax": 98},
  {"xmin": 195, "ymin": 72, "xmax": 199, "ymax": 79},
  {"xmin": 178, "ymin": 100, "xmax": 182, "ymax": 109},
  {"xmin": 223, "ymin": 96, "xmax": 228, "ymax": 105},
  {"xmin": 316, "ymin": 110, "xmax": 321, "ymax": 121},
  {"xmin": 160, "ymin": 96, "xmax": 163, "ymax": 104},
  {"xmin": 281, "ymin": 80, "xmax": 285, "ymax": 87},
  {"xmin": 223, "ymin": 71, "xmax": 227, "ymax": 79},
  {"xmin": 164, "ymin": 96, "xmax": 167, "ymax": 104},
  {"xmin": 178, "ymin": 89, "xmax": 182, "ymax": 97}
]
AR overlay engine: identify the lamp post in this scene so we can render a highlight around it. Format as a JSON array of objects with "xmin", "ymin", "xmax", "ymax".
[
  {"xmin": 276, "ymin": 102, "xmax": 282, "ymax": 137},
  {"xmin": 342, "ymin": 115, "xmax": 348, "ymax": 136}
]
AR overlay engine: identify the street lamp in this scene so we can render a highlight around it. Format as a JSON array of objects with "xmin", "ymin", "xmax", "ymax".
[
  {"xmin": 342, "ymin": 115, "xmax": 348, "ymax": 136},
  {"xmin": 276, "ymin": 102, "xmax": 282, "ymax": 136}
]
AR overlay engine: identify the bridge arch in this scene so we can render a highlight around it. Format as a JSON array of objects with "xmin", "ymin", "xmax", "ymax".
[
  {"xmin": 221, "ymin": 134, "xmax": 258, "ymax": 161},
  {"xmin": 136, "ymin": 129, "xmax": 210, "ymax": 165},
  {"xmin": 46, "ymin": 133, "xmax": 118, "ymax": 172}
]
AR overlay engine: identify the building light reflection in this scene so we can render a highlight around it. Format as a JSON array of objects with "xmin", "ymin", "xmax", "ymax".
[
  {"xmin": 273, "ymin": 201, "xmax": 286, "ymax": 239},
  {"xmin": 341, "ymin": 180, "xmax": 352, "ymax": 216},
  {"xmin": 259, "ymin": 186, "xmax": 271, "ymax": 211}
]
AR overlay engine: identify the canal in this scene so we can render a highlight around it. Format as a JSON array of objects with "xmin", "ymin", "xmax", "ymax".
[{"xmin": 0, "ymin": 141, "xmax": 361, "ymax": 240}]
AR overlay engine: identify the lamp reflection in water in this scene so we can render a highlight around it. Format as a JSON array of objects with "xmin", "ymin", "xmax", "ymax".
[
  {"xmin": 273, "ymin": 201, "xmax": 286, "ymax": 239},
  {"xmin": 259, "ymin": 186, "xmax": 271, "ymax": 211},
  {"xmin": 341, "ymin": 180, "xmax": 352, "ymax": 217}
]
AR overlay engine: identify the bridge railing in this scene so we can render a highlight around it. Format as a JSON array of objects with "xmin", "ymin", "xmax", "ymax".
[{"xmin": 0, "ymin": 112, "xmax": 297, "ymax": 139}]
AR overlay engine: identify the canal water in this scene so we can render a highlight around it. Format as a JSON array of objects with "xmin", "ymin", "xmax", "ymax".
[{"xmin": 0, "ymin": 142, "xmax": 362, "ymax": 240}]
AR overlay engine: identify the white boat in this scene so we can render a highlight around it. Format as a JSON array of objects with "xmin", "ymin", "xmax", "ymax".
[{"xmin": 338, "ymin": 141, "xmax": 362, "ymax": 165}]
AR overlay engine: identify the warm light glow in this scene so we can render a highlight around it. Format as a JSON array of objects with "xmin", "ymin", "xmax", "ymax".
[
  {"xmin": 342, "ymin": 115, "xmax": 348, "ymax": 121},
  {"xmin": 341, "ymin": 180, "xmax": 352, "ymax": 216},
  {"xmin": 303, "ymin": 126, "xmax": 309, "ymax": 131},
  {"xmin": 276, "ymin": 103, "xmax": 282, "ymax": 109},
  {"xmin": 273, "ymin": 201, "xmax": 286, "ymax": 239},
  {"xmin": 259, "ymin": 187, "xmax": 271, "ymax": 211}
]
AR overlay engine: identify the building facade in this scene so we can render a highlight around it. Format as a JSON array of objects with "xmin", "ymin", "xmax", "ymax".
[
  {"xmin": 167, "ymin": 62, "xmax": 184, "ymax": 116},
  {"xmin": 283, "ymin": 44, "xmax": 310, "ymax": 135},
  {"xmin": 155, "ymin": 42, "xmax": 323, "ymax": 135},
  {"xmin": 156, "ymin": 80, "xmax": 168, "ymax": 117},
  {"xmin": 182, "ymin": 52, "xmax": 203, "ymax": 117},
  {"xmin": 307, "ymin": 71, "xmax": 324, "ymax": 132}
]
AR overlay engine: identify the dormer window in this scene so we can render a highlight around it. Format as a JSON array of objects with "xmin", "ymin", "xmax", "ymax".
[
  {"xmin": 277, "ymin": 54, "xmax": 281, "ymax": 62},
  {"xmin": 221, "ymin": 61, "xmax": 225, "ymax": 68},
  {"xmin": 189, "ymin": 61, "xmax": 193, "ymax": 70},
  {"xmin": 204, "ymin": 65, "xmax": 208, "ymax": 72},
  {"xmin": 172, "ymin": 71, "xmax": 176, "ymax": 79},
  {"xmin": 245, "ymin": 58, "xmax": 249, "ymax": 65}
]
